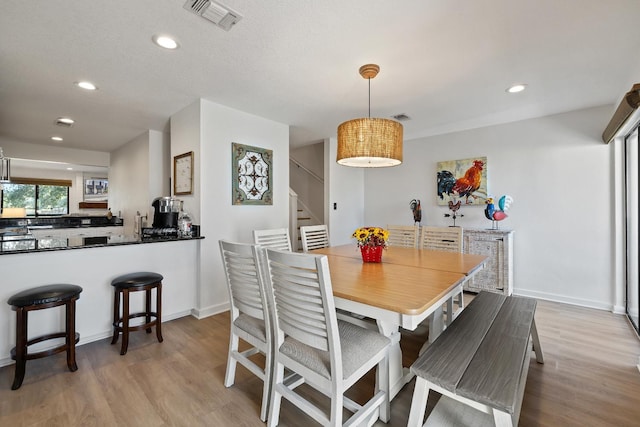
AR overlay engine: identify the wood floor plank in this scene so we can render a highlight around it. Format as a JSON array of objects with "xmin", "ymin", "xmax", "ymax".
[{"xmin": 0, "ymin": 297, "xmax": 639, "ymax": 426}]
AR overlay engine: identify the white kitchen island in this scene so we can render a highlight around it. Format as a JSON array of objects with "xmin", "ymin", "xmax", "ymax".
[{"xmin": 0, "ymin": 236, "xmax": 202, "ymax": 367}]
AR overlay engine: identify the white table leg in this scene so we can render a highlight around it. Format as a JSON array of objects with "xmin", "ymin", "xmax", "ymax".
[
  {"xmin": 428, "ymin": 305, "xmax": 445, "ymax": 343},
  {"xmin": 376, "ymin": 320, "xmax": 410, "ymax": 400}
]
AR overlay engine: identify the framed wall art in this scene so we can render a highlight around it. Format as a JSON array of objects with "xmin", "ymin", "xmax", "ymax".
[
  {"xmin": 84, "ymin": 178, "xmax": 108, "ymax": 200},
  {"xmin": 232, "ymin": 142, "xmax": 273, "ymax": 205},
  {"xmin": 436, "ymin": 156, "xmax": 488, "ymax": 205},
  {"xmin": 174, "ymin": 151, "xmax": 194, "ymax": 195}
]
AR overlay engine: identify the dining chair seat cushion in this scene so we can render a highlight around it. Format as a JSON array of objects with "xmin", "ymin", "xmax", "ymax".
[
  {"xmin": 234, "ymin": 313, "xmax": 267, "ymax": 342},
  {"xmin": 280, "ymin": 320, "xmax": 390, "ymax": 380}
]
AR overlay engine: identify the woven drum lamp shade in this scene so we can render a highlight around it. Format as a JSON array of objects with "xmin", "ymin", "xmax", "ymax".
[{"xmin": 337, "ymin": 118, "xmax": 403, "ymax": 167}]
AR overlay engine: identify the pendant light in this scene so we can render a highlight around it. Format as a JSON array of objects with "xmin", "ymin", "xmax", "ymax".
[
  {"xmin": 0, "ymin": 147, "xmax": 10, "ymax": 183},
  {"xmin": 337, "ymin": 64, "xmax": 403, "ymax": 167}
]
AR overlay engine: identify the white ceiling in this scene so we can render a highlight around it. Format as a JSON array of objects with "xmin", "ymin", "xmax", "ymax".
[{"xmin": 1, "ymin": 0, "xmax": 640, "ymax": 154}]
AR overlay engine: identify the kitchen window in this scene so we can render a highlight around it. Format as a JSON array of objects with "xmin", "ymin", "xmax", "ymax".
[{"xmin": 1, "ymin": 178, "xmax": 71, "ymax": 216}]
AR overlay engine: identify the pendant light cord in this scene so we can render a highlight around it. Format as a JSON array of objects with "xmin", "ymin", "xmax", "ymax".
[{"xmin": 368, "ymin": 78, "xmax": 371, "ymax": 119}]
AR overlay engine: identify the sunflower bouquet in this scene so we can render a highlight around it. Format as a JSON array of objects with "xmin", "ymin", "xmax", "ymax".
[{"xmin": 352, "ymin": 226, "xmax": 389, "ymax": 248}]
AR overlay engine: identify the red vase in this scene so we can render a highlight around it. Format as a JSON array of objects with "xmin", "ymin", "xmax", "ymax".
[{"xmin": 360, "ymin": 245, "xmax": 383, "ymax": 263}]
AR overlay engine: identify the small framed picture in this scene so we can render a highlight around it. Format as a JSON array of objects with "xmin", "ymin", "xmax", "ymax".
[
  {"xmin": 84, "ymin": 178, "xmax": 108, "ymax": 200},
  {"xmin": 174, "ymin": 151, "xmax": 194, "ymax": 195}
]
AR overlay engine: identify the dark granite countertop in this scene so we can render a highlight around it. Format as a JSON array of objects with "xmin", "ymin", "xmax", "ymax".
[
  {"xmin": 0, "ymin": 215, "xmax": 124, "ymax": 231},
  {"xmin": 0, "ymin": 233, "xmax": 203, "ymax": 255}
]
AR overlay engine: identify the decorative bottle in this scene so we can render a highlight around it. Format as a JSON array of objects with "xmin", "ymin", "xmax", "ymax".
[{"xmin": 178, "ymin": 210, "xmax": 192, "ymax": 237}]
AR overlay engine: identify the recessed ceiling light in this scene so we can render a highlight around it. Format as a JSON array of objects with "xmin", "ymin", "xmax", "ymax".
[
  {"xmin": 55, "ymin": 117, "xmax": 75, "ymax": 127},
  {"xmin": 51, "ymin": 136, "xmax": 63, "ymax": 141},
  {"xmin": 506, "ymin": 84, "xmax": 527, "ymax": 93},
  {"xmin": 66, "ymin": 167, "xmax": 73, "ymax": 171},
  {"xmin": 75, "ymin": 81, "xmax": 97, "ymax": 91},
  {"xmin": 152, "ymin": 34, "xmax": 180, "ymax": 50}
]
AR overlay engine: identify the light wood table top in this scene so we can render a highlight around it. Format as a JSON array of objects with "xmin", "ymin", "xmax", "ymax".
[
  {"xmin": 311, "ymin": 244, "xmax": 487, "ymax": 276},
  {"xmin": 320, "ymin": 254, "xmax": 466, "ymax": 315}
]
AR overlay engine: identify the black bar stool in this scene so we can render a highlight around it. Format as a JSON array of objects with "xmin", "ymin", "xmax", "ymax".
[
  {"xmin": 7, "ymin": 284, "xmax": 83, "ymax": 390},
  {"xmin": 111, "ymin": 272, "xmax": 163, "ymax": 355}
]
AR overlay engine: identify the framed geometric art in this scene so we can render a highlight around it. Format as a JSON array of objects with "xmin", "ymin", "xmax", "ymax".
[
  {"xmin": 232, "ymin": 142, "xmax": 273, "ymax": 205},
  {"xmin": 436, "ymin": 156, "xmax": 488, "ymax": 205}
]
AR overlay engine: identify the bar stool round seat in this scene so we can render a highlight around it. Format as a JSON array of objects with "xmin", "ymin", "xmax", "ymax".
[
  {"xmin": 7, "ymin": 284, "xmax": 83, "ymax": 390},
  {"xmin": 110, "ymin": 272, "xmax": 163, "ymax": 355}
]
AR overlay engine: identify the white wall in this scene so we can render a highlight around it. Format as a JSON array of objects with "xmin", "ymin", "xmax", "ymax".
[
  {"xmin": 327, "ymin": 137, "xmax": 366, "ymax": 246},
  {"xmin": 171, "ymin": 99, "xmax": 290, "ymax": 318},
  {"xmin": 170, "ymin": 101, "xmax": 201, "ymax": 225},
  {"xmin": 110, "ymin": 130, "xmax": 169, "ymax": 235},
  {"xmin": 358, "ymin": 105, "xmax": 615, "ymax": 310}
]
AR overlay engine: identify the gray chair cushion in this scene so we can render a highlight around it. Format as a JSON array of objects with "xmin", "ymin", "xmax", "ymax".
[
  {"xmin": 280, "ymin": 319, "xmax": 390, "ymax": 379},
  {"xmin": 234, "ymin": 313, "xmax": 267, "ymax": 342}
]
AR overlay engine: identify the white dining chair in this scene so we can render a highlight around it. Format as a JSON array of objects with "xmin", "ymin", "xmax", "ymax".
[
  {"xmin": 420, "ymin": 226, "xmax": 465, "ymax": 325},
  {"xmin": 299, "ymin": 224, "xmax": 329, "ymax": 252},
  {"xmin": 253, "ymin": 228, "xmax": 292, "ymax": 251},
  {"xmin": 386, "ymin": 224, "xmax": 420, "ymax": 248},
  {"xmin": 263, "ymin": 248, "xmax": 391, "ymax": 427},
  {"xmin": 219, "ymin": 240, "xmax": 273, "ymax": 422}
]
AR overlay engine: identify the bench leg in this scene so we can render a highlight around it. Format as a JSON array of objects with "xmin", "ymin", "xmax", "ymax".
[
  {"xmin": 492, "ymin": 409, "xmax": 514, "ymax": 427},
  {"xmin": 407, "ymin": 377, "xmax": 430, "ymax": 427},
  {"xmin": 530, "ymin": 318, "xmax": 544, "ymax": 364}
]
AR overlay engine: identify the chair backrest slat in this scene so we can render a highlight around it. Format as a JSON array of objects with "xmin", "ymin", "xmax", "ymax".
[
  {"xmin": 300, "ymin": 225, "xmax": 330, "ymax": 252},
  {"xmin": 420, "ymin": 226, "xmax": 463, "ymax": 252},
  {"xmin": 219, "ymin": 240, "xmax": 269, "ymax": 322},
  {"xmin": 253, "ymin": 228, "xmax": 292, "ymax": 251},
  {"xmin": 265, "ymin": 248, "xmax": 338, "ymax": 353},
  {"xmin": 386, "ymin": 224, "xmax": 420, "ymax": 248}
]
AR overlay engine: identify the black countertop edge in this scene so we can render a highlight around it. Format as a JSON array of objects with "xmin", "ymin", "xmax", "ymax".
[
  {"xmin": 0, "ymin": 235, "xmax": 204, "ymax": 255},
  {"xmin": 0, "ymin": 216, "xmax": 124, "ymax": 230}
]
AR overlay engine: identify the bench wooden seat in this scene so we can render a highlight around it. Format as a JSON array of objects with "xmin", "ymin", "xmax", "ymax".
[{"xmin": 408, "ymin": 291, "xmax": 544, "ymax": 427}]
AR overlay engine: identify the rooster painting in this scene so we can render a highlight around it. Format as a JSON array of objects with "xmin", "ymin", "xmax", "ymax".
[{"xmin": 436, "ymin": 157, "xmax": 488, "ymax": 205}]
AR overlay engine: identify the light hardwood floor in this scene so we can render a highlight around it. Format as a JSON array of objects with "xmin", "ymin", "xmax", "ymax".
[{"xmin": 1, "ymin": 297, "xmax": 639, "ymax": 426}]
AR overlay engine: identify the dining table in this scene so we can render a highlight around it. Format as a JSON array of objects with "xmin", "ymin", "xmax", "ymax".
[{"xmin": 309, "ymin": 244, "xmax": 487, "ymax": 400}]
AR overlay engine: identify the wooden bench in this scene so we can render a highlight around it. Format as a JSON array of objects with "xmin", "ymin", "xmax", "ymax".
[{"xmin": 407, "ymin": 291, "xmax": 544, "ymax": 427}]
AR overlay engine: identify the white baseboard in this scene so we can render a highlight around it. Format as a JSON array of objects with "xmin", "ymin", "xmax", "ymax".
[
  {"xmin": 514, "ymin": 288, "xmax": 614, "ymax": 312},
  {"xmin": 191, "ymin": 302, "xmax": 229, "ymax": 319}
]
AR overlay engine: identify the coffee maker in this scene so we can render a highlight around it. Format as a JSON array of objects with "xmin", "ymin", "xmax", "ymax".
[{"xmin": 151, "ymin": 196, "xmax": 181, "ymax": 228}]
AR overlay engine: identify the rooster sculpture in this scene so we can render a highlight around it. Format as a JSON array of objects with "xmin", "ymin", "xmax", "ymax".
[
  {"xmin": 485, "ymin": 195, "xmax": 513, "ymax": 226},
  {"xmin": 410, "ymin": 199, "xmax": 422, "ymax": 224},
  {"xmin": 437, "ymin": 159, "xmax": 485, "ymax": 204}
]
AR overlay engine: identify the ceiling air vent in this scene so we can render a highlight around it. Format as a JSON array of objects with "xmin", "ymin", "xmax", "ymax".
[
  {"xmin": 392, "ymin": 113, "xmax": 411, "ymax": 121},
  {"xmin": 183, "ymin": 0, "xmax": 243, "ymax": 31}
]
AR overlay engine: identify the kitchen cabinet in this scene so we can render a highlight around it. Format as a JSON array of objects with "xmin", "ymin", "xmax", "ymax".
[{"xmin": 463, "ymin": 228, "xmax": 513, "ymax": 295}]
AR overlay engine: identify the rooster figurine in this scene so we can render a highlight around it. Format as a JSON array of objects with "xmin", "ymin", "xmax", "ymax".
[
  {"xmin": 485, "ymin": 195, "xmax": 513, "ymax": 228},
  {"xmin": 444, "ymin": 200, "xmax": 464, "ymax": 226},
  {"xmin": 410, "ymin": 199, "xmax": 422, "ymax": 225}
]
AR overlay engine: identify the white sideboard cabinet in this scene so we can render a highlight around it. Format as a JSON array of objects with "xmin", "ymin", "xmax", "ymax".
[{"xmin": 463, "ymin": 228, "xmax": 514, "ymax": 295}]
